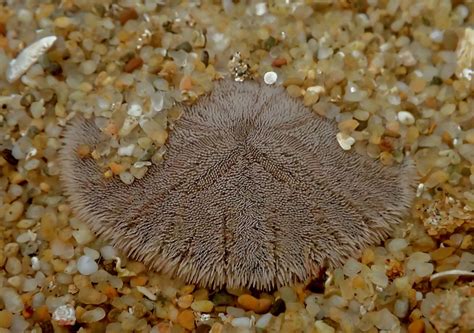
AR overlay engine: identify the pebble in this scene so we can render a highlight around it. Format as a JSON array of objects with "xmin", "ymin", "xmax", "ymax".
[
  {"xmin": 407, "ymin": 319, "xmax": 425, "ymax": 333},
  {"xmin": 270, "ymin": 298, "xmax": 286, "ymax": 316},
  {"xmin": 77, "ymin": 287, "xmax": 107, "ymax": 304},
  {"xmin": 54, "ymin": 16, "xmax": 74, "ymax": 28},
  {"xmin": 237, "ymin": 294, "xmax": 259, "ymax": 311},
  {"xmin": 191, "ymin": 300, "xmax": 214, "ymax": 313},
  {"xmin": 409, "ymin": 77, "xmax": 426, "ymax": 93},
  {"xmin": 231, "ymin": 317, "xmax": 252, "ymax": 328},
  {"xmin": 4, "ymin": 201, "xmax": 24, "ymax": 222},
  {"xmin": 124, "ymin": 56, "xmax": 143, "ymax": 73},
  {"xmin": 314, "ymin": 320, "xmax": 335, "ymax": 333},
  {"xmin": 388, "ymin": 238, "xmax": 409, "ymax": 253},
  {"xmin": 0, "ymin": 288, "xmax": 23, "ymax": 313},
  {"xmin": 0, "ymin": 310, "xmax": 13, "ymax": 329},
  {"xmin": 394, "ymin": 298, "xmax": 409, "ymax": 318},
  {"xmin": 119, "ymin": 7, "xmax": 138, "ymax": 25},
  {"xmin": 177, "ymin": 309, "xmax": 195, "ymax": 331},
  {"xmin": 255, "ymin": 313, "xmax": 272, "ymax": 329},
  {"xmin": 397, "ymin": 111, "xmax": 415, "ymax": 125},
  {"xmin": 272, "ymin": 58, "xmax": 287, "ymax": 67},
  {"xmin": 177, "ymin": 295, "xmax": 194, "ymax": 309},
  {"xmin": 407, "ymin": 252, "xmax": 431, "ymax": 269},
  {"xmin": 5, "ymin": 257, "xmax": 22, "ymax": 275},
  {"xmin": 227, "ymin": 306, "xmax": 246, "ymax": 317},
  {"xmin": 372, "ymin": 308, "xmax": 399, "ymax": 330},
  {"xmin": 16, "ymin": 219, "xmax": 36, "ymax": 229},
  {"xmin": 342, "ymin": 258, "xmax": 363, "ymax": 277},
  {"xmin": 80, "ymin": 307, "xmax": 106, "ymax": 323},
  {"xmin": 415, "ymin": 262, "xmax": 434, "ymax": 277},
  {"xmin": 72, "ymin": 228, "xmax": 95, "ymax": 245},
  {"xmin": 77, "ymin": 255, "xmax": 99, "ymax": 275}
]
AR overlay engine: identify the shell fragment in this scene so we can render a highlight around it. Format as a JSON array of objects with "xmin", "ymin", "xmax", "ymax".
[{"xmin": 6, "ymin": 36, "xmax": 58, "ymax": 83}]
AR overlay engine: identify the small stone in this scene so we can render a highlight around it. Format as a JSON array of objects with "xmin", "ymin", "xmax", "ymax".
[
  {"xmin": 407, "ymin": 319, "xmax": 425, "ymax": 333},
  {"xmin": 180, "ymin": 75, "xmax": 193, "ymax": 91},
  {"xmin": 77, "ymin": 288, "xmax": 107, "ymax": 305},
  {"xmin": 372, "ymin": 308, "xmax": 399, "ymax": 330},
  {"xmin": 270, "ymin": 298, "xmax": 286, "ymax": 316},
  {"xmin": 100, "ymin": 246, "xmax": 117, "ymax": 260},
  {"xmin": 387, "ymin": 238, "xmax": 409, "ymax": 253},
  {"xmin": 255, "ymin": 313, "xmax": 272, "ymax": 329},
  {"xmin": 256, "ymin": 298, "xmax": 272, "ymax": 314},
  {"xmin": 177, "ymin": 295, "xmax": 194, "ymax": 309},
  {"xmin": 77, "ymin": 256, "xmax": 98, "ymax": 275},
  {"xmin": 314, "ymin": 320, "xmax": 335, "ymax": 333},
  {"xmin": 338, "ymin": 119, "xmax": 359, "ymax": 132},
  {"xmin": 124, "ymin": 57, "xmax": 143, "ymax": 73},
  {"xmin": 431, "ymin": 247, "xmax": 455, "ymax": 261},
  {"xmin": 4, "ymin": 201, "xmax": 24, "ymax": 222},
  {"xmin": 415, "ymin": 262, "xmax": 434, "ymax": 277},
  {"xmin": 394, "ymin": 298, "xmax": 409, "ymax": 318},
  {"xmin": 0, "ymin": 310, "xmax": 13, "ymax": 328},
  {"xmin": 80, "ymin": 307, "xmax": 106, "ymax": 323},
  {"xmin": 231, "ymin": 317, "xmax": 251, "ymax": 328},
  {"xmin": 397, "ymin": 111, "xmax": 415, "ymax": 125},
  {"xmin": 119, "ymin": 8, "xmax": 138, "ymax": 25},
  {"xmin": 72, "ymin": 228, "xmax": 95, "ymax": 245},
  {"xmin": 54, "ymin": 16, "xmax": 74, "ymax": 28},
  {"xmin": 286, "ymin": 85, "xmax": 302, "ymax": 98},
  {"xmin": 211, "ymin": 292, "xmax": 233, "ymax": 306},
  {"xmin": 442, "ymin": 30, "xmax": 459, "ymax": 51},
  {"xmin": 409, "ymin": 77, "xmax": 426, "ymax": 93},
  {"xmin": 117, "ymin": 144, "xmax": 135, "ymax": 157},
  {"xmin": 5, "ymin": 257, "xmax": 22, "ymax": 275},
  {"xmin": 177, "ymin": 310, "xmax": 195, "ymax": 331},
  {"xmin": 272, "ymin": 58, "xmax": 287, "ymax": 67},
  {"xmin": 176, "ymin": 41, "xmax": 193, "ymax": 52},
  {"xmin": 190, "ymin": 300, "xmax": 214, "ymax": 313},
  {"xmin": 343, "ymin": 258, "xmax": 363, "ymax": 277},
  {"xmin": 237, "ymin": 294, "xmax": 259, "ymax": 311},
  {"xmin": 196, "ymin": 324, "xmax": 211, "ymax": 333}
]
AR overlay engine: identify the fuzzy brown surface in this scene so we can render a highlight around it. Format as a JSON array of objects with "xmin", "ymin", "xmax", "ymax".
[{"xmin": 60, "ymin": 79, "xmax": 417, "ymax": 290}]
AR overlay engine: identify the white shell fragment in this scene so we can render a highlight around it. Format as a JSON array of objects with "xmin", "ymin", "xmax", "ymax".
[
  {"xmin": 52, "ymin": 304, "xmax": 76, "ymax": 326},
  {"xmin": 263, "ymin": 71, "xmax": 278, "ymax": 85},
  {"xmin": 456, "ymin": 27, "xmax": 474, "ymax": 80},
  {"xmin": 430, "ymin": 269, "xmax": 474, "ymax": 281},
  {"xmin": 6, "ymin": 36, "xmax": 57, "ymax": 83},
  {"xmin": 336, "ymin": 132, "xmax": 355, "ymax": 151}
]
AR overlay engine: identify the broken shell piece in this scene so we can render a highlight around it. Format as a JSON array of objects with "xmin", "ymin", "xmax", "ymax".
[
  {"xmin": 114, "ymin": 257, "xmax": 137, "ymax": 277},
  {"xmin": 336, "ymin": 132, "xmax": 355, "ymax": 150},
  {"xmin": 6, "ymin": 36, "xmax": 58, "ymax": 83},
  {"xmin": 52, "ymin": 304, "xmax": 76, "ymax": 326},
  {"xmin": 456, "ymin": 27, "xmax": 474, "ymax": 80},
  {"xmin": 430, "ymin": 269, "xmax": 474, "ymax": 281}
]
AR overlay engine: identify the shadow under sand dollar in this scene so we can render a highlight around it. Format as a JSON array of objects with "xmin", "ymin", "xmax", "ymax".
[{"xmin": 60, "ymin": 79, "xmax": 417, "ymax": 290}]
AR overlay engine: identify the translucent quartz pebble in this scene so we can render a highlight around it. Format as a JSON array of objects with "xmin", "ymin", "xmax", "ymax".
[{"xmin": 77, "ymin": 255, "xmax": 98, "ymax": 275}]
